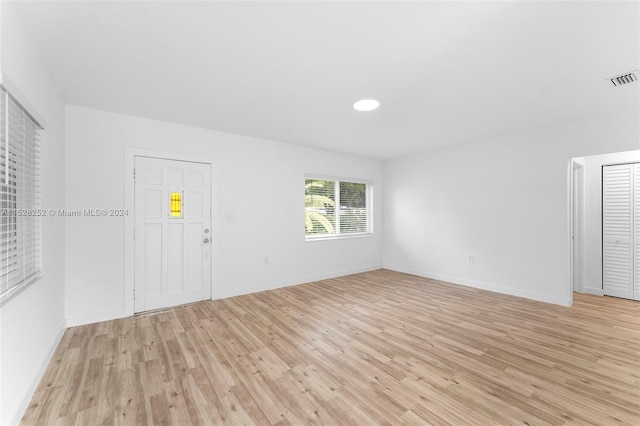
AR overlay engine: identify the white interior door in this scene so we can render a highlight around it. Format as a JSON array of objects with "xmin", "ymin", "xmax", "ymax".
[
  {"xmin": 602, "ymin": 164, "xmax": 634, "ymax": 300},
  {"xmin": 134, "ymin": 156, "xmax": 212, "ymax": 313}
]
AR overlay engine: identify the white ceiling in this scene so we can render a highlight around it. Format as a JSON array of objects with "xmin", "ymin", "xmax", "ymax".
[{"xmin": 10, "ymin": 1, "xmax": 640, "ymax": 160}]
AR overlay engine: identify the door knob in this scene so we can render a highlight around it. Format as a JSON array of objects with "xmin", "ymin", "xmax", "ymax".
[{"xmin": 203, "ymin": 238, "xmax": 210, "ymax": 244}]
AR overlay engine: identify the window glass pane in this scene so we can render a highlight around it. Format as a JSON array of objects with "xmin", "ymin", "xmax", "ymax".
[
  {"xmin": 339, "ymin": 182, "xmax": 367, "ymax": 234},
  {"xmin": 305, "ymin": 179, "xmax": 335, "ymax": 235},
  {"xmin": 170, "ymin": 192, "xmax": 182, "ymax": 218}
]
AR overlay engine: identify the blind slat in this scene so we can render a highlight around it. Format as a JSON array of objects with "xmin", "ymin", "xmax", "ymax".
[{"xmin": 0, "ymin": 86, "xmax": 42, "ymax": 303}]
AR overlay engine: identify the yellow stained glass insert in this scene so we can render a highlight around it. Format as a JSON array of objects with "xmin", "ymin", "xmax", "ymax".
[{"xmin": 170, "ymin": 192, "xmax": 182, "ymax": 218}]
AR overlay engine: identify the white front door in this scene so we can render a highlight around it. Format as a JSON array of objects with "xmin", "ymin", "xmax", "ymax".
[{"xmin": 134, "ymin": 156, "xmax": 212, "ymax": 313}]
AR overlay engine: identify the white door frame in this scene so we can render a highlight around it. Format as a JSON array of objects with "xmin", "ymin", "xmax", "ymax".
[
  {"xmin": 124, "ymin": 148, "xmax": 219, "ymax": 316},
  {"xmin": 570, "ymin": 161, "xmax": 585, "ymax": 294},
  {"xmin": 566, "ymin": 160, "xmax": 576, "ymax": 306}
]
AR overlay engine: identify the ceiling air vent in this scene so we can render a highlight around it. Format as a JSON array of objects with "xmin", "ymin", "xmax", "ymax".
[{"xmin": 609, "ymin": 70, "xmax": 639, "ymax": 87}]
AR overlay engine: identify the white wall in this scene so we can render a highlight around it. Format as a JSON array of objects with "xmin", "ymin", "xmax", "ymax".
[
  {"xmin": 383, "ymin": 110, "xmax": 639, "ymax": 306},
  {"xmin": 580, "ymin": 150, "xmax": 640, "ymax": 295},
  {"xmin": 0, "ymin": 4, "xmax": 67, "ymax": 425},
  {"xmin": 65, "ymin": 105, "xmax": 383, "ymax": 325}
]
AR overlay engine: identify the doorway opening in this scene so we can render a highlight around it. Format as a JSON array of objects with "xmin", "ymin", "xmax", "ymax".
[{"xmin": 569, "ymin": 150, "xmax": 640, "ymax": 300}]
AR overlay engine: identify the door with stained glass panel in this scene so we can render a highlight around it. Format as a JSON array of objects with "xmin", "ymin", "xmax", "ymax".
[{"xmin": 134, "ymin": 156, "xmax": 211, "ymax": 313}]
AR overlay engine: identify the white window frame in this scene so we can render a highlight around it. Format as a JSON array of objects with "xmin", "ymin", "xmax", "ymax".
[
  {"xmin": 305, "ymin": 174, "xmax": 373, "ymax": 241},
  {"xmin": 0, "ymin": 72, "xmax": 45, "ymax": 303}
]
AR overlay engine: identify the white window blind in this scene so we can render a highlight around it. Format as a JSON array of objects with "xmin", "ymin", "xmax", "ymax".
[
  {"xmin": 305, "ymin": 177, "xmax": 372, "ymax": 239},
  {"xmin": 0, "ymin": 85, "xmax": 42, "ymax": 302}
]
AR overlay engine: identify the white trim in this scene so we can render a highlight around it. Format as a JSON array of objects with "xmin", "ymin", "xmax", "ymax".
[
  {"xmin": 568, "ymin": 159, "xmax": 586, "ymax": 298},
  {"xmin": 568, "ymin": 159, "xmax": 574, "ymax": 299},
  {"xmin": 384, "ymin": 264, "xmax": 573, "ymax": 307},
  {"xmin": 0, "ymin": 69, "xmax": 46, "ymax": 129},
  {"xmin": 573, "ymin": 162, "xmax": 586, "ymax": 293},
  {"xmin": 0, "ymin": 274, "xmax": 43, "ymax": 307},
  {"xmin": 9, "ymin": 320, "xmax": 65, "ymax": 426},
  {"xmin": 215, "ymin": 265, "xmax": 383, "ymax": 300},
  {"xmin": 305, "ymin": 232, "xmax": 373, "ymax": 242},
  {"xmin": 124, "ymin": 148, "xmax": 219, "ymax": 318},
  {"xmin": 584, "ymin": 287, "xmax": 604, "ymax": 296},
  {"xmin": 600, "ymin": 159, "xmax": 640, "ymax": 168},
  {"xmin": 565, "ymin": 159, "xmax": 576, "ymax": 305},
  {"xmin": 305, "ymin": 173, "xmax": 374, "ymax": 185}
]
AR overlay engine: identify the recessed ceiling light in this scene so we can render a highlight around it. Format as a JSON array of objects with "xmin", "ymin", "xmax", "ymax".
[{"xmin": 353, "ymin": 99, "xmax": 380, "ymax": 112}]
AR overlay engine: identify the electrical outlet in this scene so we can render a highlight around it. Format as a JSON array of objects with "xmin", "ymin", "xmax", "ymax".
[
  {"xmin": 264, "ymin": 257, "xmax": 269, "ymax": 266},
  {"xmin": 468, "ymin": 255, "xmax": 474, "ymax": 263}
]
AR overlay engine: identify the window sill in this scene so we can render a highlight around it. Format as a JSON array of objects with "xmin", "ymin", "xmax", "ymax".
[
  {"xmin": 0, "ymin": 273, "xmax": 44, "ymax": 306},
  {"xmin": 305, "ymin": 233, "xmax": 373, "ymax": 242}
]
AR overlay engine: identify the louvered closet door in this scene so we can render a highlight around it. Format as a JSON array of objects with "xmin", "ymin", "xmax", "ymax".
[
  {"xmin": 603, "ymin": 164, "xmax": 634, "ymax": 299},
  {"xmin": 635, "ymin": 164, "xmax": 640, "ymax": 300}
]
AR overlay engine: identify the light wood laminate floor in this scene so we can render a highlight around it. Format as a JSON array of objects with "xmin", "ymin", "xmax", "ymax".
[{"xmin": 22, "ymin": 270, "xmax": 640, "ymax": 425}]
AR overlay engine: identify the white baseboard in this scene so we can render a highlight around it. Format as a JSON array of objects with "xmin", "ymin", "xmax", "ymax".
[
  {"xmin": 66, "ymin": 309, "xmax": 129, "ymax": 328},
  {"xmin": 583, "ymin": 287, "xmax": 604, "ymax": 296},
  {"xmin": 66, "ymin": 266, "xmax": 384, "ymax": 325},
  {"xmin": 215, "ymin": 265, "xmax": 383, "ymax": 300},
  {"xmin": 10, "ymin": 320, "xmax": 66, "ymax": 426},
  {"xmin": 384, "ymin": 264, "xmax": 573, "ymax": 307}
]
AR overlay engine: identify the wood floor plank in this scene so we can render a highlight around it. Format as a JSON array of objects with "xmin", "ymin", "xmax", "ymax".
[{"xmin": 21, "ymin": 269, "xmax": 640, "ymax": 425}]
